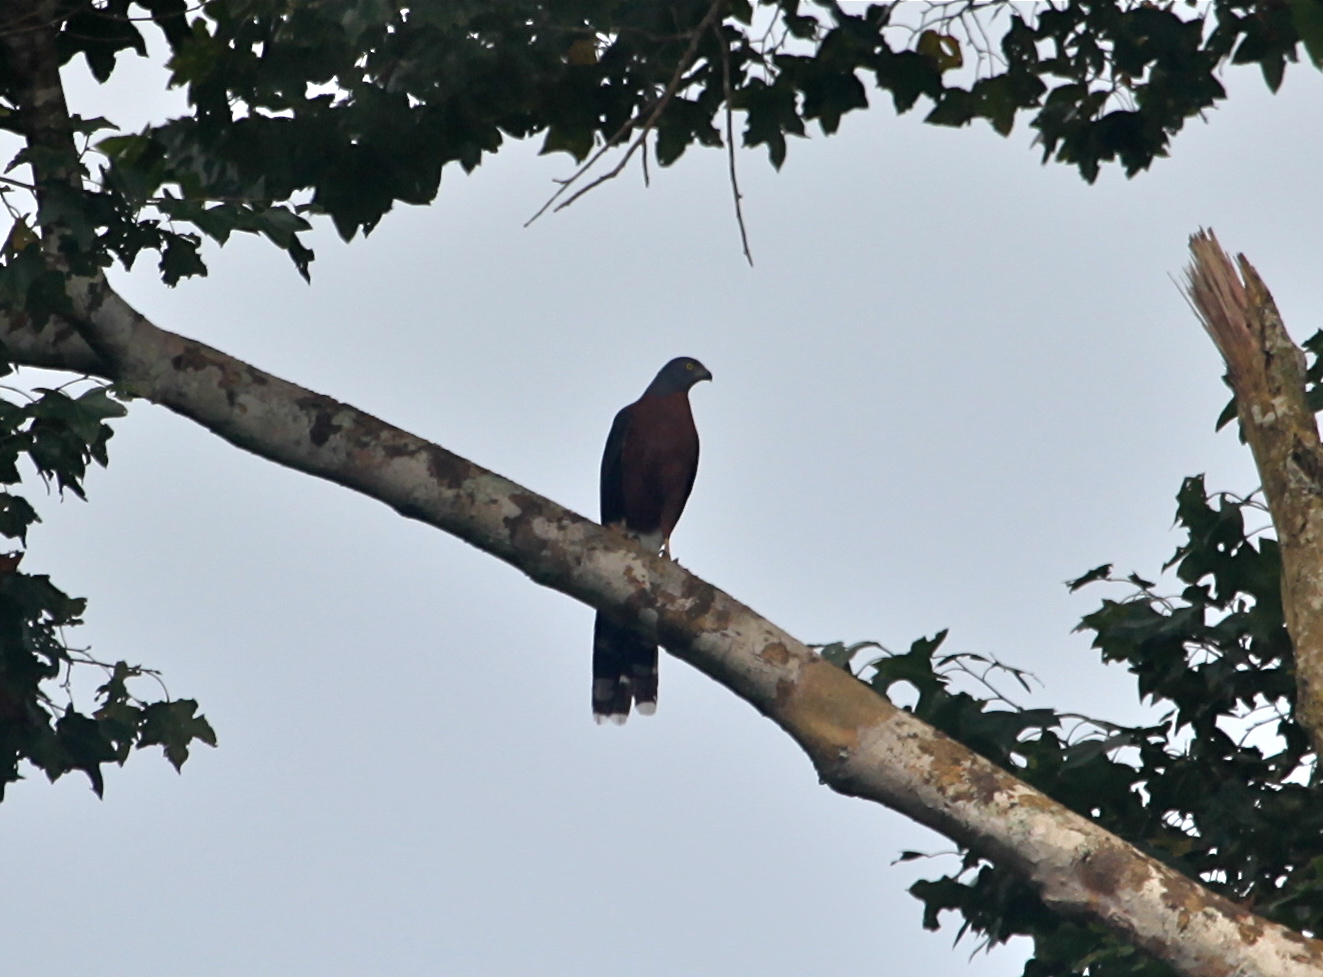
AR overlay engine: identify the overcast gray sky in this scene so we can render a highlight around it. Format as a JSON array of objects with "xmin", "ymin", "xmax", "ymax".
[{"xmin": 3, "ymin": 19, "xmax": 1322, "ymax": 977}]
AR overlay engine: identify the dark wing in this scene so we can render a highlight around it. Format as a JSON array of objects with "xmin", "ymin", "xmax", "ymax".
[
  {"xmin": 594, "ymin": 403, "xmax": 658, "ymax": 723},
  {"xmin": 649, "ymin": 394, "xmax": 700, "ymax": 542},
  {"xmin": 599, "ymin": 405, "xmax": 632, "ymax": 525},
  {"xmin": 675, "ymin": 436, "xmax": 699, "ymax": 527}
]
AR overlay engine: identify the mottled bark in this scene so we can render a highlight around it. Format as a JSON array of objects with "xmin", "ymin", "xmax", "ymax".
[
  {"xmin": 0, "ymin": 0, "xmax": 85, "ymax": 247},
  {"xmin": 3, "ymin": 291, "xmax": 1321, "ymax": 977},
  {"xmin": 1184, "ymin": 230, "xmax": 1323, "ymax": 757},
  {"xmin": 0, "ymin": 2, "xmax": 78, "ymax": 180}
]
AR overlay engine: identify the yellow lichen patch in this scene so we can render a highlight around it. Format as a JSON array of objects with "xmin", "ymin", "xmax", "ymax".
[
  {"xmin": 1078, "ymin": 843, "xmax": 1153, "ymax": 901},
  {"xmin": 774, "ymin": 660, "xmax": 889, "ymax": 761},
  {"xmin": 759, "ymin": 641, "xmax": 790, "ymax": 666},
  {"xmin": 1156, "ymin": 863, "xmax": 1228, "ymax": 919},
  {"xmin": 1012, "ymin": 789, "xmax": 1061, "ymax": 814},
  {"xmin": 956, "ymin": 764, "xmax": 1007, "ymax": 807},
  {"xmin": 1236, "ymin": 916, "xmax": 1265, "ymax": 945},
  {"xmin": 911, "ymin": 728, "xmax": 999, "ymax": 798}
]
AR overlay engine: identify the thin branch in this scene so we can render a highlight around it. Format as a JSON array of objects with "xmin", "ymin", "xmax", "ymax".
[
  {"xmin": 549, "ymin": 131, "xmax": 650, "ymax": 215},
  {"xmin": 719, "ymin": 24, "xmax": 753, "ymax": 266},
  {"xmin": 523, "ymin": 106, "xmax": 652, "ymax": 227},
  {"xmin": 525, "ymin": 0, "xmax": 725, "ymax": 225}
]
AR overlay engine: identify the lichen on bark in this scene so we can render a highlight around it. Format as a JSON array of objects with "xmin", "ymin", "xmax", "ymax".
[{"xmin": 1184, "ymin": 230, "xmax": 1323, "ymax": 758}]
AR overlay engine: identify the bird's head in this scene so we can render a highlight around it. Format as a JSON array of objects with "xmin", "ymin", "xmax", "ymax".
[{"xmin": 646, "ymin": 357, "xmax": 713, "ymax": 396}]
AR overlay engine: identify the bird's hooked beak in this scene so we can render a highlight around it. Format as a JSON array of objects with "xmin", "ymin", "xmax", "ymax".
[{"xmin": 696, "ymin": 365, "xmax": 714, "ymax": 384}]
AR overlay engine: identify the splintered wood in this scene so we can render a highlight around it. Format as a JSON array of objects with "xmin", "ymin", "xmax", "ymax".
[{"xmin": 1184, "ymin": 229, "xmax": 1323, "ymax": 758}]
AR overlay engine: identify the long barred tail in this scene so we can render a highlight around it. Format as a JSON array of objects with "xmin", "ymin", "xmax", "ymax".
[{"xmin": 592, "ymin": 613, "xmax": 659, "ymax": 724}]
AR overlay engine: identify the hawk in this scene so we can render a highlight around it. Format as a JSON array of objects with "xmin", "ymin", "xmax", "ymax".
[{"xmin": 593, "ymin": 356, "xmax": 712, "ymax": 724}]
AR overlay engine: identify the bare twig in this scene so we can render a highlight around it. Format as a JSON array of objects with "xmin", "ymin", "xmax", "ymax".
[
  {"xmin": 525, "ymin": 0, "xmax": 725, "ymax": 225},
  {"xmin": 523, "ymin": 108, "xmax": 651, "ymax": 227},
  {"xmin": 719, "ymin": 24, "xmax": 753, "ymax": 266}
]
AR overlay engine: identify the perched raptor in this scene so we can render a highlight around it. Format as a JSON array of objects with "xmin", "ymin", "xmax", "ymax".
[{"xmin": 593, "ymin": 356, "xmax": 713, "ymax": 724}]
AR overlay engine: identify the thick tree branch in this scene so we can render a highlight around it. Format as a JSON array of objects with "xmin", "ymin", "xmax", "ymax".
[
  {"xmin": 2, "ymin": 284, "xmax": 1319, "ymax": 977},
  {"xmin": 2, "ymin": 313, "xmax": 106, "ymax": 374},
  {"xmin": 1183, "ymin": 230, "xmax": 1323, "ymax": 757},
  {"xmin": 0, "ymin": 0, "xmax": 83, "ymax": 207}
]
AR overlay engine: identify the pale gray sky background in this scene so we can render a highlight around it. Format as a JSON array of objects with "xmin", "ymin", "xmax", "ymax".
[{"xmin": 2, "ymin": 20, "xmax": 1322, "ymax": 977}]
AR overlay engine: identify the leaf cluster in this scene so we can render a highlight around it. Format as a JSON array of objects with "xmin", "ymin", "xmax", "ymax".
[
  {"xmin": 0, "ymin": 376, "xmax": 215, "ymax": 800},
  {"xmin": 827, "ymin": 472, "xmax": 1321, "ymax": 975},
  {"xmin": 0, "ymin": 0, "xmax": 1318, "ymax": 290}
]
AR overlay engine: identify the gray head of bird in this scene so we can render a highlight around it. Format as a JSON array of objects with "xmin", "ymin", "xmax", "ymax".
[{"xmin": 645, "ymin": 357, "xmax": 713, "ymax": 396}]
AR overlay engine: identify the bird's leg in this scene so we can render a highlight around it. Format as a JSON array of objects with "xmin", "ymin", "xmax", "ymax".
[{"xmin": 662, "ymin": 536, "xmax": 672, "ymax": 560}]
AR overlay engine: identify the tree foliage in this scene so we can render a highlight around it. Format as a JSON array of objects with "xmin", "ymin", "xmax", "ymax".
[
  {"xmin": 0, "ymin": 0, "xmax": 1319, "ymax": 305},
  {"xmin": 0, "ymin": 375, "xmax": 215, "ymax": 799},
  {"xmin": 823, "ymin": 333, "xmax": 1323, "ymax": 975}
]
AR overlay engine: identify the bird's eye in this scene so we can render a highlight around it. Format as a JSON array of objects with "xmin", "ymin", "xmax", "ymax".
[{"xmin": 685, "ymin": 362, "xmax": 695, "ymax": 370}]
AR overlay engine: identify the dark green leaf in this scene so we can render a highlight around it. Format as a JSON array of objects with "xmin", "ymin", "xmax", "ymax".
[{"xmin": 1067, "ymin": 564, "xmax": 1112, "ymax": 592}]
